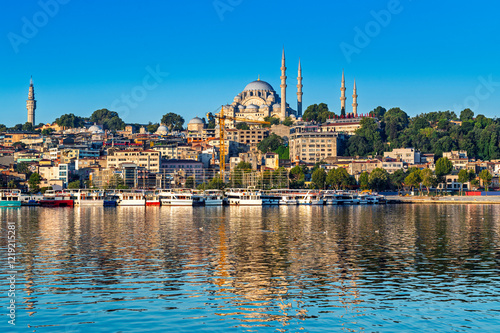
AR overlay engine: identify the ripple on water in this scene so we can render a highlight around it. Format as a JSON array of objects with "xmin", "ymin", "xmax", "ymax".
[{"xmin": 0, "ymin": 204, "xmax": 499, "ymax": 332}]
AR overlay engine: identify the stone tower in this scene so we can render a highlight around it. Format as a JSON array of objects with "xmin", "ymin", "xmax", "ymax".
[
  {"xmin": 340, "ymin": 69, "xmax": 346, "ymax": 114},
  {"xmin": 26, "ymin": 76, "xmax": 36, "ymax": 125},
  {"xmin": 352, "ymin": 78, "xmax": 358, "ymax": 117},
  {"xmin": 296, "ymin": 59, "xmax": 303, "ymax": 117},
  {"xmin": 280, "ymin": 48, "xmax": 287, "ymax": 121}
]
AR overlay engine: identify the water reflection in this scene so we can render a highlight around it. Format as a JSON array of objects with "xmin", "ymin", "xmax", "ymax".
[{"xmin": 0, "ymin": 205, "xmax": 499, "ymax": 332}]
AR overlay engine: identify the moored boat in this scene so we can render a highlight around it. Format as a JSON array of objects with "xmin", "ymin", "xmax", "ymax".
[
  {"xmin": 0, "ymin": 189, "xmax": 22, "ymax": 207},
  {"xmin": 203, "ymin": 189, "xmax": 223, "ymax": 206},
  {"xmin": 225, "ymin": 187, "xmax": 262, "ymax": 206},
  {"xmin": 40, "ymin": 190, "xmax": 74, "ymax": 207},
  {"xmin": 145, "ymin": 191, "xmax": 161, "ymax": 206},
  {"xmin": 115, "ymin": 190, "xmax": 145, "ymax": 206}
]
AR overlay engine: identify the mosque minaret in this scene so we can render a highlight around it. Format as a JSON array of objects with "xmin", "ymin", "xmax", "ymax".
[
  {"xmin": 352, "ymin": 78, "xmax": 358, "ymax": 116},
  {"xmin": 297, "ymin": 59, "xmax": 303, "ymax": 117},
  {"xmin": 280, "ymin": 48, "xmax": 287, "ymax": 121},
  {"xmin": 26, "ymin": 76, "xmax": 36, "ymax": 124},
  {"xmin": 340, "ymin": 69, "xmax": 346, "ymax": 114}
]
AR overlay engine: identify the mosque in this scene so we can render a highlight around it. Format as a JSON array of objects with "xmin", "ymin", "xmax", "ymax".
[{"xmin": 216, "ymin": 49, "xmax": 358, "ymax": 129}]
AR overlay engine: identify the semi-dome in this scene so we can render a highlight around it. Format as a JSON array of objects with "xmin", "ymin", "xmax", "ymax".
[
  {"xmin": 246, "ymin": 104, "xmax": 258, "ymax": 109},
  {"xmin": 243, "ymin": 80, "xmax": 274, "ymax": 92},
  {"xmin": 188, "ymin": 116, "xmax": 204, "ymax": 124}
]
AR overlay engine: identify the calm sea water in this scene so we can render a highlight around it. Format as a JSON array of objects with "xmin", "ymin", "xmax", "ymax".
[{"xmin": 1, "ymin": 205, "xmax": 499, "ymax": 332}]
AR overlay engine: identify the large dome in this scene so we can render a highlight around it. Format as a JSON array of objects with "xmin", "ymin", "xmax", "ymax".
[
  {"xmin": 188, "ymin": 116, "xmax": 204, "ymax": 124},
  {"xmin": 243, "ymin": 80, "xmax": 274, "ymax": 92}
]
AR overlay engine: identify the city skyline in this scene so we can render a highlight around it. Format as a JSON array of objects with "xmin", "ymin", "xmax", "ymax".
[{"xmin": 1, "ymin": 0, "xmax": 500, "ymax": 126}]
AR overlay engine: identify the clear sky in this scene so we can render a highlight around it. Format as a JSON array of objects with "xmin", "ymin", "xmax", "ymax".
[{"xmin": 1, "ymin": 0, "xmax": 499, "ymax": 126}]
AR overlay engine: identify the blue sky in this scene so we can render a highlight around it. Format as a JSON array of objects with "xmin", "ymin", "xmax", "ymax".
[{"xmin": 1, "ymin": 0, "xmax": 499, "ymax": 126}]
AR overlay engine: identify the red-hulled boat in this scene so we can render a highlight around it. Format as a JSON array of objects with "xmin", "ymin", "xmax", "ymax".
[{"xmin": 39, "ymin": 190, "xmax": 74, "ymax": 207}]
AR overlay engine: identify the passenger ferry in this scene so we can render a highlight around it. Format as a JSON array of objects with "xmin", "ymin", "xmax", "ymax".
[
  {"xmin": 0, "ymin": 189, "xmax": 22, "ymax": 207},
  {"xmin": 203, "ymin": 189, "xmax": 224, "ymax": 206},
  {"xmin": 145, "ymin": 191, "xmax": 161, "ymax": 206},
  {"xmin": 270, "ymin": 189, "xmax": 298, "ymax": 205},
  {"xmin": 358, "ymin": 192, "xmax": 379, "ymax": 204},
  {"xmin": 295, "ymin": 190, "xmax": 324, "ymax": 205},
  {"xmin": 40, "ymin": 190, "xmax": 74, "ymax": 207},
  {"xmin": 20, "ymin": 194, "xmax": 43, "ymax": 206},
  {"xmin": 261, "ymin": 190, "xmax": 280, "ymax": 205},
  {"xmin": 75, "ymin": 190, "xmax": 113, "ymax": 206},
  {"xmin": 225, "ymin": 188, "xmax": 262, "ymax": 206},
  {"xmin": 115, "ymin": 190, "xmax": 145, "ymax": 206},
  {"xmin": 159, "ymin": 189, "xmax": 204, "ymax": 206},
  {"xmin": 322, "ymin": 190, "xmax": 338, "ymax": 205},
  {"xmin": 334, "ymin": 191, "xmax": 360, "ymax": 205}
]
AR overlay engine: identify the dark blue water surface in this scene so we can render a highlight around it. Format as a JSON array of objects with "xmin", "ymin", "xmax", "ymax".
[{"xmin": 1, "ymin": 205, "xmax": 499, "ymax": 332}]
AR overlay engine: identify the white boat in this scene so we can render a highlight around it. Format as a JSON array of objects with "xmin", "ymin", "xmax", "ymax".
[
  {"xmin": 159, "ymin": 189, "xmax": 204, "ymax": 206},
  {"xmin": 261, "ymin": 190, "xmax": 280, "ymax": 205},
  {"xmin": 75, "ymin": 190, "xmax": 104, "ymax": 206},
  {"xmin": 203, "ymin": 189, "xmax": 223, "ymax": 206},
  {"xmin": 295, "ymin": 190, "xmax": 324, "ymax": 205},
  {"xmin": 334, "ymin": 191, "xmax": 360, "ymax": 205},
  {"xmin": 270, "ymin": 189, "xmax": 298, "ymax": 205},
  {"xmin": 0, "ymin": 189, "xmax": 22, "ymax": 207},
  {"xmin": 225, "ymin": 188, "xmax": 262, "ymax": 206},
  {"xmin": 145, "ymin": 191, "xmax": 161, "ymax": 206},
  {"xmin": 115, "ymin": 190, "xmax": 145, "ymax": 206},
  {"xmin": 322, "ymin": 190, "xmax": 338, "ymax": 205},
  {"xmin": 20, "ymin": 194, "xmax": 43, "ymax": 206}
]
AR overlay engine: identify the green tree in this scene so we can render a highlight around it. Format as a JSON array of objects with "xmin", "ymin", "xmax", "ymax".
[
  {"xmin": 404, "ymin": 170, "xmax": 422, "ymax": 191},
  {"xmin": 55, "ymin": 113, "xmax": 85, "ymax": 128},
  {"xmin": 460, "ymin": 108, "xmax": 474, "ymax": 122},
  {"xmin": 185, "ymin": 176, "xmax": 196, "ymax": 189},
  {"xmin": 28, "ymin": 172, "xmax": 42, "ymax": 193},
  {"xmin": 16, "ymin": 162, "xmax": 31, "ymax": 175},
  {"xmin": 369, "ymin": 106, "xmax": 386, "ymax": 119},
  {"xmin": 435, "ymin": 157, "xmax": 453, "ymax": 181},
  {"xmin": 7, "ymin": 180, "xmax": 17, "ymax": 189},
  {"xmin": 311, "ymin": 168, "xmax": 326, "ymax": 189},
  {"xmin": 479, "ymin": 169, "xmax": 493, "ymax": 191},
  {"xmin": 68, "ymin": 180, "xmax": 81, "ymax": 189},
  {"xmin": 282, "ymin": 117, "xmax": 294, "ymax": 126},
  {"xmin": 161, "ymin": 112, "xmax": 185, "ymax": 131},
  {"xmin": 390, "ymin": 169, "xmax": 407, "ymax": 191},
  {"xmin": 289, "ymin": 165, "xmax": 305, "ymax": 188},
  {"xmin": 358, "ymin": 171, "xmax": 370, "ymax": 190},
  {"xmin": 206, "ymin": 112, "xmax": 216, "ymax": 129},
  {"xmin": 384, "ymin": 107, "xmax": 409, "ymax": 141},
  {"xmin": 22, "ymin": 122, "xmax": 34, "ymax": 132},
  {"xmin": 0, "ymin": 124, "xmax": 7, "ymax": 132},
  {"xmin": 303, "ymin": 103, "xmax": 335, "ymax": 123},
  {"xmin": 263, "ymin": 116, "xmax": 280, "ymax": 128},
  {"xmin": 326, "ymin": 168, "xmax": 350, "ymax": 190},
  {"xmin": 41, "ymin": 128, "xmax": 55, "ymax": 136},
  {"xmin": 90, "ymin": 109, "xmax": 125, "ymax": 131},
  {"xmin": 274, "ymin": 146, "xmax": 289, "ymax": 160},
  {"xmin": 368, "ymin": 168, "xmax": 390, "ymax": 191},
  {"xmin": 420, "ymin": 168, "xmax": 437, "ymax": 195},
  {"xmin": 147, "ymin": 122, "xmax": 159, "ymax": 133},
  {"xmin": 235, "ymin": 161, "xmax": 252, "ymax": 170},
  {"xmin": 458, "ymin": 169, "xmax": 469, "ymax": 194},
  {"xmin": 258, "ymin": 133, "xmax": 283, "ymax": 153},
  {"xmin": 235, "ymin": 122, "xmax": 250, "ymax": 130}
]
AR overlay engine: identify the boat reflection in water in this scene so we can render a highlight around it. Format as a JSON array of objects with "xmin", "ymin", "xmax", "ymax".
[{"xmin": 3, "ymin": 204, "xmax": 499, "ymax": 332}]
